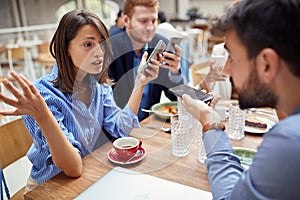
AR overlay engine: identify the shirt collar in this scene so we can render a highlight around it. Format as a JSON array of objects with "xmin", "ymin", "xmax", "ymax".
[
  {"xmin": 71, "ymin": 75, "xmax": 98, "ymax": 100},
  {"xmin": 134, "ymin": 43, "xmax": 149, "ymax": 57}
]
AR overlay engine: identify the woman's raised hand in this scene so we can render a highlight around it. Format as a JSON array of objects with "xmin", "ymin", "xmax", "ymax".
[{"xmin": 0, "ymin": 72, "xmax": 48, "ymax": 119}]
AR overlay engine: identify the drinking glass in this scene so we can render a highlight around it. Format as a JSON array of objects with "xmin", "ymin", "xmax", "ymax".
[
  {"xmin": 171, "ymin": 114, "xmax": 190, "ymax": 157},
  {"xmin": 198, "ymin": 129, "xmax": 207, "ymax": 163},
  {"xmin": 228, "ymin": 104, "xmax": 246, "ymax": 140}
]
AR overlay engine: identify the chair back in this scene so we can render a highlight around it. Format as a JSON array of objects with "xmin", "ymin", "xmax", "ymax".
[
  {"xmin": 34, "ymin": 41, "xmax": 55, "ymax": 75},
  {"xmin": 36, "ymin": 42, "xmax": 51, "ymax": 55},
  {"xmin": 0, "ymin": 118, "xmax": 32, "ymax": 169},
  {"xmin": 5, "ymin": 47, "xmax": 23, "ymax": 60}
]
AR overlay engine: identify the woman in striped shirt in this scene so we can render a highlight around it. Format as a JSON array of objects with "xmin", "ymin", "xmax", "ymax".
[{"xmin": 0, "ymin": 9, "xmax": 160, "ymax": 189}]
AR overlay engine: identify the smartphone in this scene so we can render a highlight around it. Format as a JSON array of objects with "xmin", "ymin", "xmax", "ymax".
[
  {"xmin": 211, "ymin": 55, "xmax": 226, "ymax": 69},
  {"xmin": 165, "ymin": 37, "xmax": 183, "ymax": 54},
  {"xmin": 141, "ymin": 40, "xmax": 166, "ymax": 75},
  {"xmin": 168, "ymin": 84, "xmax": 213, "ymax": 103}
]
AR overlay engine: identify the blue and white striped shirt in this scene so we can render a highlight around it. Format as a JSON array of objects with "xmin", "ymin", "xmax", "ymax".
[{"xmin": 23, "ymin": 64, "xmax": 139, "ymax": 184}]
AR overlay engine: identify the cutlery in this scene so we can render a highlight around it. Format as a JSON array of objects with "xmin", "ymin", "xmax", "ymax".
[
  {"xmin": 141, "ymin": 108, "xmax": 155, "ymax": 113},
  {"xmin": 142, "ymin": 125, "xmax": 171, "ymax": 133},
  {"xmin": 247, "ymin": 108, "xmax": 275, "ymax": 117},
  {"xmin": 123, "ymin": 149, "xmax": 143, "ymax": 163}
]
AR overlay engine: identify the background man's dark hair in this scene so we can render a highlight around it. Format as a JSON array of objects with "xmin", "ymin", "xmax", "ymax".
[{"xmin": 158, "ymin": 11, "xmax": 166, "ymax": 23}]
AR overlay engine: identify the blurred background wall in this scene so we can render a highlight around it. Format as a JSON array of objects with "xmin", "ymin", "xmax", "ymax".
[{"xmin": 0, "ymin": 0, "xmax": 233, "ymax": 44}]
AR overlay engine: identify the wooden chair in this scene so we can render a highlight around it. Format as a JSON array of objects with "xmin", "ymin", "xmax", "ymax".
[
  {"xmin": 0, "ymin": 46, "xmax": 7, "ymax": 77},
  {"xmin": 1, "ymin": 44, "xmax": 38, "ymax": 81},
  {"xmin": 190, "ymin": 59, "xmax": 211, "ymax": 87},
  {"xmin": 1, "ymin": 47, "xmax": 27, "ymax": 75},
  {"xmin": 207, "ymin": 35, "xmax": 225, "ymax": 55},
  {"xmin": 33, "ymin": 41, "xmax": 55, "ymax": 76},
  {"xmin": 0, "ymin": 118, "xmax": 32, "ymax": 200}
]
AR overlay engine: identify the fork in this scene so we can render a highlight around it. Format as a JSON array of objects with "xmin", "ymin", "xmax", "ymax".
[{"xmin": 142, "ymin": 125, "xmax": 171, "ymax": 133}]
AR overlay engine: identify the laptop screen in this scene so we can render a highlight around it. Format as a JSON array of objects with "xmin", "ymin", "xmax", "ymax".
[{"xmin": 75, "ymin": 167, "xmax": 212, "ymax": 200}]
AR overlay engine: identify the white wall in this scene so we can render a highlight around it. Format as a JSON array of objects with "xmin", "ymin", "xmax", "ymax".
[
  {"xmin": 159, "ymin": 0, "xmax": 234, "ymax": 20},
  {"xmin": 159, "ymin": 0, "xmax": 177, "ymax": 19},
  {"xmin": 189, "ymin": 0, "xmax": 232, "ymax": 18}
]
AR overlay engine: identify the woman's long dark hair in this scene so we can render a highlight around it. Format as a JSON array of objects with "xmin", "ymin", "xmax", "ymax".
[{"xmin": 50, "ymin": 9, "xmax": 113, "ymax": 93}]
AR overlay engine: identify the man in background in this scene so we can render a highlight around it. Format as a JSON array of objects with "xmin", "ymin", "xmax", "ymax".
[
  {"xmin": 109, "ymin": 0, "xmax": 184, "ymax": 121},
  {"xmin": 156, "ymin": 11, "xmax": 190, "ymax": 83},
  {"xmin": 109, "ymin": 10, "xmax": 125, "ymax": 37}
]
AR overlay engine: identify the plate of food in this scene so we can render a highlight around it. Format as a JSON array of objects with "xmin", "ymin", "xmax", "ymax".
[
  {"xmin": 233, "ymin": 147, "xmax": 257, "ymax": 169},
  {"xmin": 245, "ymin": 116, "xmax": 275, "ymax": 134},
  {"xmin": 151, "ymin": 101, "xmax": 178, "ymax": 120}
]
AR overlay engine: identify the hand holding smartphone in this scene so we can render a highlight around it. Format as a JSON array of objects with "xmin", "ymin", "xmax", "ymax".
[
  {"xmin": 141, "ymin": 40, "xmax": 166, "ymax": 75},
  {"xmin": 165, "ymin": 37, "xmax": 183, "ymax": 54},
  {"xmin": 168, "ymin": 84, "xmax": 213, "ymax": 103}
]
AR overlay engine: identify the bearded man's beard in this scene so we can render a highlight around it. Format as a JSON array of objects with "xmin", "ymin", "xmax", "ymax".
[{"xmin": 236, "ymin": 65, "xmax": 278, "ymax": 110}]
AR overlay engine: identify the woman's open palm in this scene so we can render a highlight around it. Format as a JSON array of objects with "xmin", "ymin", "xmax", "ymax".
[{"xmin": 0, "ymin": 72, "xmax": 48, "ymax": 118}]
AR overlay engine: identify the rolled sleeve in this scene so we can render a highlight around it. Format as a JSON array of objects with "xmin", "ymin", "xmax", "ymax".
[
  {"xmin": 202, "ymin": 130, "xmax": 233, "ymax": 155},
  {"xmin": 202, "ymin": 130, "xmax": 243, "ymax": 199}
]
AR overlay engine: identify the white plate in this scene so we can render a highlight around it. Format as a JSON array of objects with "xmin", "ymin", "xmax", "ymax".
[
  {"xmin": 245, "ymin": 116, "xmax": 275, "ymax": 134},
  {"xmin": 233, "ymin": 147, "xmax": 257, "ymax": 169},
  {"xmin": 151, "ymin": 101, "xmax": 178, "ymax": 120}
]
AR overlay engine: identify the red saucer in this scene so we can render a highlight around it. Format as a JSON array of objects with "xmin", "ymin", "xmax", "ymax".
[{"xmin": 107, "ymin": 147, "xmax": 146, "ymax": 165}]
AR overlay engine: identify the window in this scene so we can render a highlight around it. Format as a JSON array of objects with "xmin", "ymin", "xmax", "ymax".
[{"xmin": 56, "ymin": 0, "xmax": 119, "ymax": 28}]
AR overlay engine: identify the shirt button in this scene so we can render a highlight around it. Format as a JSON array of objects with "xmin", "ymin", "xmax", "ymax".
[
  {"xmin": 88, "ymin": 136, "xmax": 93, "ymax": 144},
  {"xmin": 89, "ymin": 120, "xmax": 93, "ymax": 124}
]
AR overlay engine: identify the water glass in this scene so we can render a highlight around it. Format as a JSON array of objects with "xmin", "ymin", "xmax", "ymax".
[
  {"xmin": 214, "ymin": 104, "xmax": 227, "ymax": 121},
  {"xmin": 198, "ymin": 132, "xmax": 207, "ymax": 163},
  {"xmin": 228, "ymin": 104, "xmax": 246, "ymax": 140},
  {"xmin": 171, "ymin": 114, "xmax": 190, "ymax": 157},
  {"xmin": 177, "ymin": 96, "xmax": 197, "ymax": 139}
]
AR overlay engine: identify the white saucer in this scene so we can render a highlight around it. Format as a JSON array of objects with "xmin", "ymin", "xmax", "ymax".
[{"xmin": 107, "ymin": 147, "xmax": 146, "ymax": 165}]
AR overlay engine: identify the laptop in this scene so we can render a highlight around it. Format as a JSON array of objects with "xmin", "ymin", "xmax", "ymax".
[{"xmin": 75, "ymin": 167, "xmax": 212, "ymax": 200}]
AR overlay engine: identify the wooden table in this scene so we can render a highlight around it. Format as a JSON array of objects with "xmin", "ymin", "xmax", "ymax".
[{"xmin": 24, "ymin": 109, "xmax": 277, "ymax": 200}]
